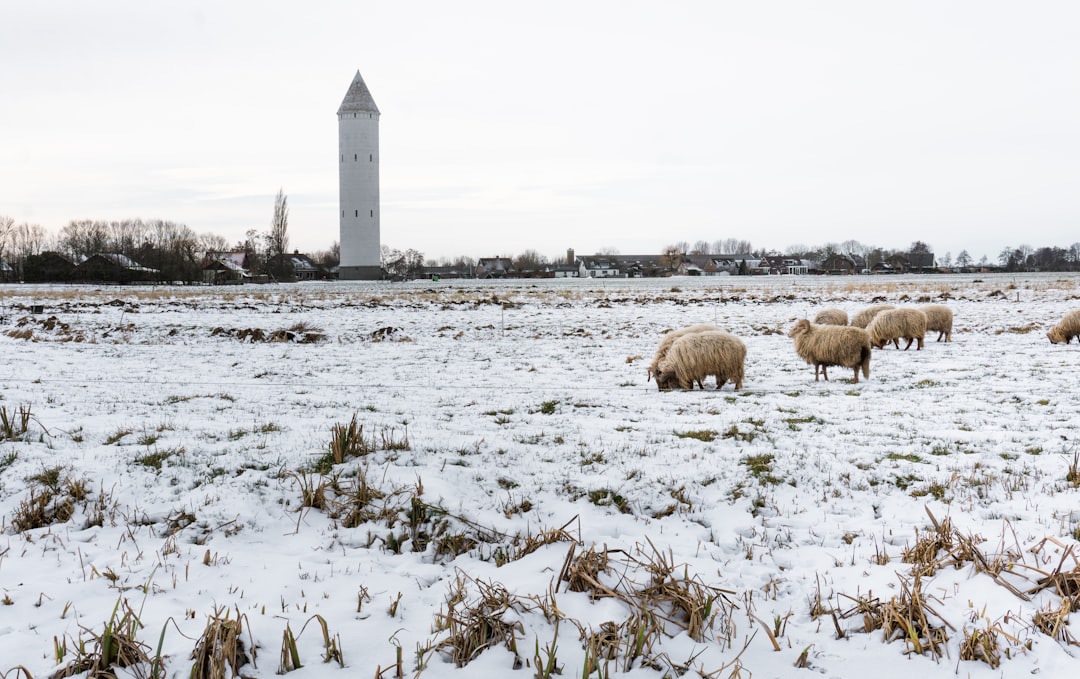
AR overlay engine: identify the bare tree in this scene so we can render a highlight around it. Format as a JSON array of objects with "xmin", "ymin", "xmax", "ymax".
[
  {"xmin": 0, "ymin": 215, "xmax": 14, "ymax": 279},
  {"xmin": 311, "ymin": 241, "xmax": 340, "ymax": 269},
  {"xmin": 267, "ymin": 188, "xmax": 291, "ymax": 279},
  {"xmin": 595, "ymin": 246, "xmax": 620, "ymax": 256},
  {"xmin": 690, "ymin": 240, "xmax": 711, "ymax": 255},
  {"xmin": 199, "ymin": 233, "xmax": 230, "ymax": 258},
  {"xmin": 660, "ymin": 244, "xmax": 684, "ymax": 270},
  {"xmin": 714, "ymin": 238, "xmax": 754, "ymax": 255},
  {"xmin": 59, "ymin": 220, "xmax": 109, "ymax": 260},
  {"xmin": 512, "ymin": 249, "xmax": 548, "ymax": 272}
]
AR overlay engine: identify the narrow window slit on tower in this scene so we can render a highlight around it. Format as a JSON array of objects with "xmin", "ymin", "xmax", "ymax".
[{"xmin": 355, "ymin": 210, "xmax": 358, "ymax": 217}]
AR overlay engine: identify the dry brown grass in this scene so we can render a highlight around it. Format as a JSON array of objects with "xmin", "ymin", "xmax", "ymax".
[
  {"xmin": 1032, "ymin": 598, "xmax": 1080, "ymax": 646},
  {"xmin": 190, "ymin": 607, "xmax": 254, "ymax": 679},
  {"xmin": 329, "ymin": 414, "xmax": 367, "ymax": 463},
  {"xmin": 434, "ymin": 574, "xmax": 523, "ymax": 668},
  {"xmin": 959, "ymin": 623, "xmax": 1002, "ymax": 668},
  {"xmin": 835, "ymin": 572, "xmax": 954, "ymax": 661},
  {"xmin": 50, "ymin": 600, "xmax": 151, "ymax": 679},
  {"xmin": 0, "ymin": 405, "xmax": 34, "ymax": 441},
  {"xmin": 1024, "ymin": 538, "xmax": 1080, "ymax": 600},
  {"xmin": 9, "ymin": 472, "xmax": 94, "ymax": 533}
]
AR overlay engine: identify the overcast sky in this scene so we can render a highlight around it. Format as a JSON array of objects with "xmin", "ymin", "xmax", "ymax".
[{"xmin": 2, "ymin": 1, "xmax": 1078, "ymax": 263}]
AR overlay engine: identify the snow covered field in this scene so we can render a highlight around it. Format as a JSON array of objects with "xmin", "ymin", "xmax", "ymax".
[{"xmin": 2, "ymin": 273, "xmax": 1080, "ymax": 678}]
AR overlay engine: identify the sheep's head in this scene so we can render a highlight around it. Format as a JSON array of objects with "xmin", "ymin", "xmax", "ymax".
[
  {"xmin": 654, "ymin": 362, "xmax": 679, "ymax": 391},
  {"xmin": 1047, "ymin": 328, "xmax": 1065, "ymax": 344},
  {"xmin": 787, "ymin": 319, "xmax": 811, "ymax": 338}
]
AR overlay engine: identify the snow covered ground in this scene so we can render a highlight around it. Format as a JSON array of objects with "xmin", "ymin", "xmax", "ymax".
[{"xmin": 2, "ymin": 273, "xmax": 1080, "ymax": 678}]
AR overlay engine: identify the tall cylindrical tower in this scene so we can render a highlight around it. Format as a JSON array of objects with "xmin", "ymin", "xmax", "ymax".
[{"xmin": 338, "ymin": 71, "xmax": 381, "ymax": 280}]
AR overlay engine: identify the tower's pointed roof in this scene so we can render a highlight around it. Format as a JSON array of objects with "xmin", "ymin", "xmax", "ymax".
[{"xmin": 337, "ymin": 70, "xmax": 380, "ymax": 115}]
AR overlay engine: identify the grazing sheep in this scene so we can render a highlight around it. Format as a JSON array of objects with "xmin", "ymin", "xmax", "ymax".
[
  {"xmin": 866, "ymin": 307, "xmax": 927, "ymax": 350},
  {"xmin": 787, "ymin": 319, "xmax": 872, "ymax": 383},
  {"xmin": 655, "ymin": 331, "xmax": 746, "ymax": 391},
  {"xmin": 920, "ymin": 305, "xmax": 953, "ymax": 342},
  {"xmin": 647, "ymin": 323, "xmax": 722, "ymax": 383},
  {"xmin": 1047, "ymin": 309, "xmax": 1080, "ymax": 344},
  {"xmin": 813, "ymin": 308, "xmax": 849, "ymax": 326},
  {"xmin": 850, "ymin": 304, "xmax": 896, "ymax": 329}
]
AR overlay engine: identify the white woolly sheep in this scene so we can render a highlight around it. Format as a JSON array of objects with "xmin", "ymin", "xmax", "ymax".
[
  {"xmin": 813, "ymin": 308, "xmax": 849, "ymax": 326},
  {"xmin": 865, "ymin": 307, "xmax": 927, "ymax": 350},
  {"xmin": 1047, "ymin": 309, "xmax": 1080, "ymax": 344},
  {"xmin": 919, "ymin": 304, "xmax": 953, "ymax": 342},
  {"xmin": 850, "ymin": 304, "xmax": 895, "ymax": 329},
  {"xmin": 655, "ymin": 330, "xmax": 746, "ymax": 391},
  {"xmin": 647, "ymin": 323, "xmax": 722, "ymax": 383},
  {"xmin": 787, "ymin": 319, "xmax": 871, "ymax": 383}
]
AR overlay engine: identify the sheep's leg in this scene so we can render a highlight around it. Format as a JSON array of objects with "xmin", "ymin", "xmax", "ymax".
[
  {"xmin": 903, "ymin": 337, "xmax": 914, "ymax": 350},
  {"xmin": 821, "ymin": 364, "xmax": 829, "ymax": 381},
  {"xmin": 715, "ymin": 375, "xmax": 726, "ymax": 390},
  {"xmin": 813, "ymin": 364, "xmax": 821, "ymax": 381},
  {"xmin": 851, "ymin": 367, "xmax": 859, "ymax": 383},
  {"xmin": 916, "ymin": 337, "xmax": 924, "ymax": 350},
  {"xmin": 892, "ymin": 338, "xmax": 901, "ymax": 349}
]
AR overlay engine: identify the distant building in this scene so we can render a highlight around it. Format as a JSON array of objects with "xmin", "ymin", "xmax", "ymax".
[
  {"xmin": 338, "ymin": 71, "xmax": 382, "ymax": 280},
  {"xmin": 203, "ymin": 251, "xmax": 252, "ymax": 285},
  {"xmin": 74, "ymin": 254, "xmax": 159, "ymax": 283},
  {"xmin": 285, "ymin": 252, "xmax": 326, "ymax": 281},
  {"xmin": 22, "ymin": 252, "xmax": 76, "ymax": 282},
  {"xmin": 475, "ymin": 257, "xmax": 515, "ymax": 278}
]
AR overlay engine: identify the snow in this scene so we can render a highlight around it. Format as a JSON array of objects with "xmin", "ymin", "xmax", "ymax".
[{"xmin": 1, "ymin": 273, "xmax": 1079, "ymax": 678}]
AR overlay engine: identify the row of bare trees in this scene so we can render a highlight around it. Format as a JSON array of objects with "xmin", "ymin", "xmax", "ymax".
[{"xmin": 0, "ymin": 188, "xmax": 345, "ymax": 283}]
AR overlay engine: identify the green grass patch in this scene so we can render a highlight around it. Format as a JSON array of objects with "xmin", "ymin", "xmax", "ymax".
[
  {"xmin": 588, "ymin": 489, "xmax": 631, "ymax": 514},
  {"xmin": 134, "ymin": 447, "xmax": 184, "ymax": 471},
  {"xmin": 538, "ymin": 400, "xmax": 558, "ymax": 415},
  {"xmin": 910, "ymin": 480, "xmax": 949, "ymax": 502},
  {"xmin": 675, "ymin": 429, "xmax": 718, "ymax": 442},
  {"xmin": 104, "ymin": 429, "xmax": 133, "ymax": 445},
  {"xmin": 722, "ymin": 425, "xmax": 758, "ymax": 443},
  {"xmin": 893, "ymin": 473, "xmax": 921, "ymax": 490},
  {"xmin": 27, "ymin": 465, "xmax": 64, "ymax": 489},
  {"xmin": 742, "ymin": 453, "xmax": 781, "ymax": 485},
  {"xmin": 784, "ymin": 415, "xmax": 822, "ymax": 429},
  {"xmin": 886, "ymin": 452, "xmax": 923, "ymax": 463}
]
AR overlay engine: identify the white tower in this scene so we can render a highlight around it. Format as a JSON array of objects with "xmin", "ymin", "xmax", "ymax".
[{"xmin": 338, "ymin": 71, "xmax": 381, "ymax": 280}]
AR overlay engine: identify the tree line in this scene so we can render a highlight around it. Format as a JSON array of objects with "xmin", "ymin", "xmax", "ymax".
[
  {"xmin": 5, "ymin": 204, "xmax": 1080, "ymax": 283},
  {"xmin": 0, "ymin": 190, "xmax": 339, "ymax": 283}
]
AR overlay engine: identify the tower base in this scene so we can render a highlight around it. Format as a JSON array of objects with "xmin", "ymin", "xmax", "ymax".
[{"xmin": 338, "ymin": 265, "xmax": 384, "ymax": 281}]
